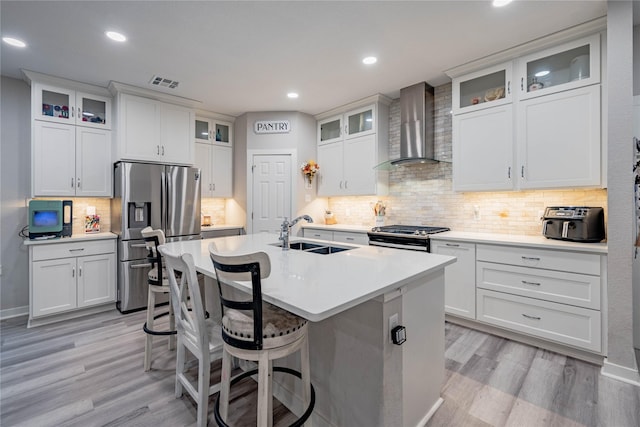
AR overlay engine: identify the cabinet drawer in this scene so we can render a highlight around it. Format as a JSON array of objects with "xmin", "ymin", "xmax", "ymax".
[
  {"xmin": 32, "ymin": 239, "xmax": 116, "ymax": 261},
  {"xmin": 332, "ymin": 231, "xmax": 368, "ymax": 245},
  {"xmin": 477, "ymin": 289, "xmax": 601, "ymax": 352},
  {"xmin": 477, "ymin": 261, "xmax": 600, "ymax": 309},
  {"xmin": 476, "ymin": 244, "xmax": 600, "ymax": 275},
  {"xmin": 302, "ymin": 229, "xmax": 334, "ymax": 241}
]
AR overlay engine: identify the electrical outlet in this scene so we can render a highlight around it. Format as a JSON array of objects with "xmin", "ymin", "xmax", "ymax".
[
  {"xmin": 389, "ymin": 313, "xmax": 398, "ymax": 342},
  {"xmin": 474, "ymin": 205, "xmax": 481, "ymax": 220},
  {"xmin": 346, "ymin": 208, "xmax": 351, "ymax": 216}
]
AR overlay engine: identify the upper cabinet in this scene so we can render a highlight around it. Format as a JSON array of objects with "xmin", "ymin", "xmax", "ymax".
[
  {"xmin": 315, "ymin": 95, "xmax": 390, "ymax": 197},
  {"xmin": 195, "ymin": 116, "xmax": 233, "ymax": 146},
  {"xmin": 194, "ymin": 113, "xmax": 235, "ymax": 198},
  {"xmin": 449, "ymin": 32, "xmax": 603, "ymax": 192},
  {"xmin": 110, "ymin": 83, "xmax": 195, "ymax": 166}
]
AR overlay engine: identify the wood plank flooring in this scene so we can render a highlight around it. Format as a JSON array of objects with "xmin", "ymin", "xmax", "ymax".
[{"xmin": 1, "ymin": 310, "xmax": 639, "ymax": 426}]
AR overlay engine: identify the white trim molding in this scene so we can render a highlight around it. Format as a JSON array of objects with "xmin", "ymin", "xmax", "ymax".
[
  {"xmin": 601, "ymin": 358, "xmax": 640, "ymax": 387},
  {"xmin": 0, "ymin": 305, "xmax": 29, "ymax": 320}
]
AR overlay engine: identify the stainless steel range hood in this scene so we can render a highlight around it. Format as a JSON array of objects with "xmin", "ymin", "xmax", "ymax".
[{"xmin": 376, "ymin": 81, "xmax": 436, "ymax": 169}]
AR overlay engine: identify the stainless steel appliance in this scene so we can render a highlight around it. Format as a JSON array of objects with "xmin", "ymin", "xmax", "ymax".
[
  {"xmin": 368, "ymin": 225, "xmax": 450, "ymax": 251},
  {"xmin": 112, "ymin": 161, "xmax": 201, "ymax": 313},
  {"xmin": 542, "ymin": 206, "xmax": 605, "ymax": 243}
]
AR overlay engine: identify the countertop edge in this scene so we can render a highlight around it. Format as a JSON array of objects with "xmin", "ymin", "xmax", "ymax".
[
  {"xmin": 23, "ymin": 232, "xmax": 118, "ymax": 246},
  {"xmin": 430, "ymin": 231, "xmax": 608, "ymax": 254},
  {"xmin": 301, "ymin": 223, "xmax": 371, "ymax": 233}
]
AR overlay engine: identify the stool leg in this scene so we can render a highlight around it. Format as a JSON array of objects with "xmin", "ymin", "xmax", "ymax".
[
  {"xmin": 197, "ymin": 353, "xmax": 211, "ymax": 427},
  {"xmin": 257, "ymin": 352, "xmax": 271, "ymax": 427},
  {"xmin": 300, "ymin": 334, "xmax": 312, "ymax": 427},
  {"xmin": 267, "ymin": 359, "xmax": 273, "ymax": 427},
  {"xmin": 219, "ymin": 347, "xmax": 232, "ymax": 422},
  {"xmin": 168, "ymin": 292, "xmax": 176, "ymax": 350},
  {"xmin": 144, "ymin": 287, "xmax": 156, "ymax": 371},
  {"xmin": 175, "ymin": 334, "xmax": 185, "ymax": 398}
]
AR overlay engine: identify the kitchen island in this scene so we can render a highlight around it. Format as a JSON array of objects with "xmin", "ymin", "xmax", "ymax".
[{"xmin": 163, "ymin": 233, "xmax": 456, "ymax": 427}]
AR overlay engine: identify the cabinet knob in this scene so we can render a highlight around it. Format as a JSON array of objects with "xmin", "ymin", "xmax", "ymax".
[
  {"xmin": 212, "ymin": 183, "xmax": 215, "ymax": 191},
  {"xmin": 161, "ymin": 146, "xmax": 165, "ymax": 156},
  {"xmin": 77, "ymin": 178, "xmax": 81, "ymax": 188}
]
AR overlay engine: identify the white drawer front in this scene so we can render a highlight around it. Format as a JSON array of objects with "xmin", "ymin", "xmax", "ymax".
[
  {"xmin": 476, "ymin": 261, "xmax": 600, "ymax": 310},
  {"xmin": 477, "ymin": 289, "xmax": 601, "ymax": 352},
  {"xmin": 332, "ymin": 231, "xmax": 368, "ymax": 245},
  {"xmin": 302, "ymin": 229, "xmax": 334, "ymax": 241},
  {"xmin": 32, "ymin": 240, "xmax": 116, "ymax": 261},
  {"xmin": 476, "ymin": 244, "xmax": 600, "ymax": 275}
]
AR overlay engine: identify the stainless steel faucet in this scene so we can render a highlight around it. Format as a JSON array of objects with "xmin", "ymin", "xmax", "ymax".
[{"xmin": 279, "ymin": 215, "xmax": 313, "ymax": 250}]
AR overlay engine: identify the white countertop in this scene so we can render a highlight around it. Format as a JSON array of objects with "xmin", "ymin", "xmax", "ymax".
[
  {"xmin": 301, "ymin": 223, "xmax": 372, "ymax": 233},
  {"xmin": 23, "ymin": 232, "xmax": 118, "ymax": 246},
  {"xmin": 430, "ymin": 230, "xmax": 607, "ymax": 254},
  {"xmin": 163, "ymin": 233, "xmax": 455, "ymax": 322}
]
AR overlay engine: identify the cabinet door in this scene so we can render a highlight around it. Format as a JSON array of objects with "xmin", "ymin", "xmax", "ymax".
[
  {"xmin": 344, "ymin": 104, "xmax": 375, "ymax": 139},
  {"xmin": 213, "ymin": 121, "xmax": 233, "ymax": 146},
  {"xmin": 343, "ymin": 134, "xmax": 376, "ymax": 195},
  {"xmin": 195, "ymin": 117, "xmax": 212, "ymax": 143},
  {"xmin": 32, "ymin": 258, "xmax": 77, "ymax": 317},
  {"xmin": 452, "ymin": 105, "xmax": 514, "ymax": 191},
  {"xmin": 120, "ymin": 94, "xmax": 160, "ymax": 162},
  {"xmin": 302, "ymin": 229, "xmax": 334, "ymax": 241},
  {"xmin": 75, "ymin": 127, "xmax": 112, "ymax": 197},
  {"xmin": 318, "ymin": 115, "xmax": 343, "ymax": 145},
  {"xmin": 332, "ymin": 231, "xmax": 368, "ymax": 245},
  {"xmin": 317, "ymin": 141, "xmax": 344, "ymax": 196},
  {"xmin": 34, "ymin": 83, "xmax": 76, "ymax": 125},
  {"xmin": 212, "ymin": 145, "xmax": 232, "ymax": 197},
  {"xmin": 432, "ymin": 240, "xmax": 476, "ymax": 319},
  {"xmin": 452, "ymin": 61, "xmax": 512, "ymax": 114},
  {"xmin": 33, "ymin": 121, "xmax": 76, "ymax": 196},
  {"xmin": 76, "ymin": 91, "xmax": 111, "ymax": 129},
  {"xmin": 77, "ymin": 253, "xmax": 116, "ymax": 307},
  {"xmin": 160, "ymin": 103, "xmax": 194, "ymax": 165},
  {"xmin": 517, "ymin": 85, "xmax": 600, "ymax": 189},
  {"xmin": 195, "ymin": 142, "xmax": 213, "ymax": 197},
  {"xmin": 517, "ymin": 34, "xmax": 600, "ymax": 100}
]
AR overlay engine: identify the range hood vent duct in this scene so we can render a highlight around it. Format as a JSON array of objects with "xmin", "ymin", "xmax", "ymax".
[{"xmin": 376, "ymin": 81, "xmax": 436, "ymax": 169}]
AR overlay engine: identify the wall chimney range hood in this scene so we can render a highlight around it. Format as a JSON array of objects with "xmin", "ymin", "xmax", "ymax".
[{"xmin": 375, "ymin": 81, "xmax": 436, "ymax": 169}]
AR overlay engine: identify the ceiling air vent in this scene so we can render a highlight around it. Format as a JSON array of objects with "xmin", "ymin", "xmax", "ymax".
[{"xmin": 149, "ymin": 75, "xmax": 179, "ymax": 89}]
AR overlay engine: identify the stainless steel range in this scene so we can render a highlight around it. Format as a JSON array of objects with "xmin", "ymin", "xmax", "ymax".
[{"xmin": 368, "ymin": 225, "xmax": 450, "ymax": 251}]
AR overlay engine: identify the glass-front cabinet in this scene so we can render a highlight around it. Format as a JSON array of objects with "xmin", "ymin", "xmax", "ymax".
[
  {"xmin": 452, "ymin": 62, "xmax": 512, "ymax": 114},
  {"xmin": 517, "ymin": 33, "xmax": 600, "ymax": 100},
  {"xmin": 345, "ymin": 104, "xmax": 375, "ymax": 139},
  {"xmin": 34, "ymin": 83, "xmax": 111, "ymax": 129},
  {"xmin": 318, "ymin": 115, "xmax": 342, "ymax": 145},
  {"xmin": 195, "ymin": 116, "xmax": 233, "ymax": 146}
]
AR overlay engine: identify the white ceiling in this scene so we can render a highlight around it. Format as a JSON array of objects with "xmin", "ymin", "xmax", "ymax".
[{"xmin": 1, "ymin": 1, "xmax": 608, "ymax": 117}]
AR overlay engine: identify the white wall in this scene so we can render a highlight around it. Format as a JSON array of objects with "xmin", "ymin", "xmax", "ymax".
[{"xmin": 0, "ymin": 76, "xmax": 31, "ymax": 317}]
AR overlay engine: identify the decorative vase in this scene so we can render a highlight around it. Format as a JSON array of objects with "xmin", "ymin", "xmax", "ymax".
[
  {"xmin": 375, "ymin": 215, "xmax": 385, "ymax": 227},
  {"xmin": 305, "ymin": 174, "xmax": 314, "ymax": 189}
]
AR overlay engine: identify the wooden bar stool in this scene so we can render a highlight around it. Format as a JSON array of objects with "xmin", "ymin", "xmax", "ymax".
[
  {"xmin": 209, "ymin": 242, "xmax": 315, "ymax": 427},
  {"xmin": 141, "ymin": 226, "xmax": 176, "ymax": 371}
]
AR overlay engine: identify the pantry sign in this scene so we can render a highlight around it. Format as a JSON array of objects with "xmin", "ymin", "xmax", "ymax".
[{"xmin": 254, "ymin": 120, "xmax": 291, "ymax": 134}]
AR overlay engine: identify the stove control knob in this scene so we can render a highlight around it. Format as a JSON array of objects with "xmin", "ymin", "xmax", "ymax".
[
  {"xmin": 420, "ymin": 230, "xmax": 427, "ymax": 236},
  {"xmin": 414, "ymin": 230, "xmax": 420, "ymax": 235},
  {"xmin": 371, "ymin": 227, "xmax": 379, "ymax": 232}
]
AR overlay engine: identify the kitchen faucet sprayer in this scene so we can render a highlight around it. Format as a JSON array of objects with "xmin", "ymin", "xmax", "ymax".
[{"xmin": 279, "ymin": 215, "xmax": 313, "ymax": 250}]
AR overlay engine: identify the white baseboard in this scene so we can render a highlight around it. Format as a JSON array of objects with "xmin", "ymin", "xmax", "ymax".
[
  {"xmin": 0, "ymin": 305, "xmax": 28, "ymax": 320},
  {"xmin": 416, "ymin": 397, "xmax": 444, "ymax": 427},
  {"xmin": 601, "ymin": 358, "xmax": 640, "ymax": 387}
]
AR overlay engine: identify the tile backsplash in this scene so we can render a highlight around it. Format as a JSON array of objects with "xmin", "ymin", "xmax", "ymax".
[{"xmin": 327, "ymin": 83, "xmax": 607, "ymax": 236}]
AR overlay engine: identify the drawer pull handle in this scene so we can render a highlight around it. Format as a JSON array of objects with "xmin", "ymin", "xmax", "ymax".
[
  {"xmin": 522, "ymin": 314, "xmax": 541, "ymax": 320},
  {"xmin": 521, "ymin": 256, "xmax": 540, "ymax": 261},
  {"xmin": 69, "ymin": 248, "xmax": 85, "ymax": 252},
  {"xmin": 72, "ymin": 267, "xmax": 75, "ymax": 278},
  {"xmin": 445, "ymin": 243, "xmax": 460, "ymax": 247},
  {"xmin": 521, "ymin": 280, "xmax": 541, "ymax": 286}
]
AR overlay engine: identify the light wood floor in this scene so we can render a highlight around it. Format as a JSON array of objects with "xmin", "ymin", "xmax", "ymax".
[{"xmin": 1, "ymin": 310, "xmax": 639, "ymax": 426}]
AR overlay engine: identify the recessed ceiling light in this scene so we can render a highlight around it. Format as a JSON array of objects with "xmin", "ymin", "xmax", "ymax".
[
  {"xmin": 535, "ymin": 70, "xmax": 550, "ymax": 77},
  {"xmin": 2, "ymin": 37, "xmax": 27, "ymax": 48},
  {"xmin": 362, "ymin": 56, "xmax": 377, "ymax": 65},
  {"xmin": 105, "ymin": 31, "xmax": 127, "ymax": 42},
  {"xmin": 287, "ymin": 92, "xmax": 299, "ymax": 99},
  {"xmin": 492, "ymin": 0, "xmax": 513, "ymax": 6}
]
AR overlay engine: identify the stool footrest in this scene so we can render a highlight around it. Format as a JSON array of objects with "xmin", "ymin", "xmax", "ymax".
[
  {"xmin": 143, "ymin": 309, "xmax": 177, "ymax": 336},
  {"xmin": 213, "ymin": 366, "xmax": 315, "ymax": 427}
]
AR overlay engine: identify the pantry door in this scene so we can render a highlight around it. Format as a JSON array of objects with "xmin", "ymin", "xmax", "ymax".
[{"xmin": 251, "ymin": 154, "xmax": 292, "ymax": 234}]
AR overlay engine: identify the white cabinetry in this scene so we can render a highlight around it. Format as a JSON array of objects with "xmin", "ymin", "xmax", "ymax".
[
  {"xmin": 24, "ymin": 72, "xmax": 113, "ymax": 197},
  {"xmin": 475, "ymin": 244, "xmax": 603, "ymax": 352},
  {"xmin": 431, "ymin": 239, "xmax": 476, "ymax": 319},
  {"xmin": 194, "ymin": 115, "xmax": 234, "ymax": 198},
  {"xmin": 116, "ymin": 93, "xmax": 194, "ymax": 165},
  {"xmin": 28, "ymin": 238, "xmax": 116, "ymax": 326},
  {"xmin": 316, "ymin": 96, "xmax": 390, "ymax": 197},
  {"xmin": 450, "ymin": 33, "xmax": 602, "ymax": 192},
  {"xmin": 302, "ymin": 228, "xmax": 369, "ymax": 245}
]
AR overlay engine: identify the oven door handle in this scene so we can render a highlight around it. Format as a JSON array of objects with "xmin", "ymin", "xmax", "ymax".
[{"xmin": 369, "ymin": 241, "xmax": 428, "ymax": 251}]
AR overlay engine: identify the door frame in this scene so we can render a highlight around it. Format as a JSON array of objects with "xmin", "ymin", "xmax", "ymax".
[{"xmin": 246, "ymin": 148, "xmax": 297, "ymax": 235}]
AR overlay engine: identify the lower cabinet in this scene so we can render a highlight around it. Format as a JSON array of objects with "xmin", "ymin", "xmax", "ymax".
[
  {"xmin": 201, "ymin": 227, "xmax": 244, "ymax": 239},
  {"xmin": 29, "ymin": 239, "xmax": 116, "ymax": 322},
  {"xmin": 302, "ymin": 228, "xmax": 369, "ymax": 245},
  {"xmin": 431, "ymin": 239, "xmax": 476, "ymax": 319}
]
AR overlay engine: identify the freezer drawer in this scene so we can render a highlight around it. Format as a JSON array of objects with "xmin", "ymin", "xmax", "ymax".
[{"xmin": 117, "ymin": 259, "xmax": 168, "ymax": 313}]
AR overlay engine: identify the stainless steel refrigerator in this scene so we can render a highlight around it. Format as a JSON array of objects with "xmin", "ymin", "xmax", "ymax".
[{"xmin": 112, "ymin": 161, "xmax": 201, "ymax": 313}]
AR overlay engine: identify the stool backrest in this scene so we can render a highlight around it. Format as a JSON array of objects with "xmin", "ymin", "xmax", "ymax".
[
  {"xmin": 208, "ymin": 242, "xmax": 271, "ymax": 351},
  {"xmin": 141, "ymin": 227, "xmax": 166, "ymax": 284},
  {"xmin": 158, "ymin": 245, "xmax": 209, "ymax": 351}
]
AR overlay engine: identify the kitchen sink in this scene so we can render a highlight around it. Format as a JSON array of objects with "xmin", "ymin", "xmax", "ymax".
[{"xmin": 271, "ymin": 240, "xmax": 355, "ymax": 254}]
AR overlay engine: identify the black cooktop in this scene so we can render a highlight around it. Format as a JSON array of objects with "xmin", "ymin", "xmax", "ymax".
[{"xmin": 369, "ymin": 224, "xmax": 450, "ymax": 236}]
